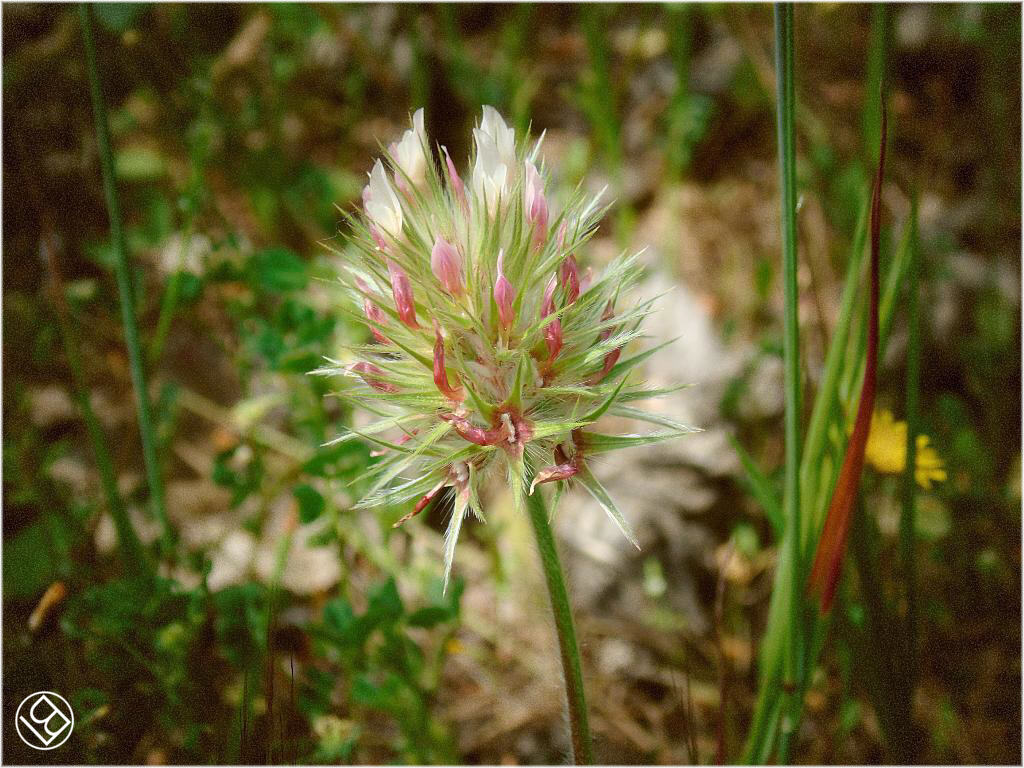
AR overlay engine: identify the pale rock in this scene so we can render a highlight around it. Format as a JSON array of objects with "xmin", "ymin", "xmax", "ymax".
[{"xmin": 28, "ymin": 385, "xmax": 76, "ymax": 428}]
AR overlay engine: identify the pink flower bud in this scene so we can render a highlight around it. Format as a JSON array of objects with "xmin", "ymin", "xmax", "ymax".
[
  {"xmin": 364, "ymin": 297, "xmax": 388, "ymax": 343},
  {"xmin": 524, "ymin": 161, "xmax": 549, "ymax": 248},
  {"xmin": 545, "ymin": 318, "xmax": 563, "ymax": 362},
  {"xmin": 560, "ymin": 255, "xmax": 580, "ymax": 304},
  {"xmin": 529, "ymin": 459, "xmax": 578, "ymax": 495},
  {"xmin": 542, "ymin": 274, "xmax": 557, "ymax": 318},
  {"xmin": 442, "ymin": 146, "xmax": 468, "ymax": 212},
  {"xmin": 369, "ymin": 224, "xmax": 389, "ymax": 253},
  {"xmin": 597, "ymin": 347, "xmax": 622, "ymax": 380},
  {"xmin": 350, "ymin": 362, "xmax": 398, "ymax": 393},
  {"xmin": 387, "ymin": 259, "xmax": 419, "ymax": 329},
  {"xmin": 433, "ymin": 322, "xmax": 464, "ymax": 401},
  {"xmin": 394, "ymin": 476, "xmax": 446, "ymax": 527},
  {"xmin": 441, "ymin": 412, "xmax": 502, "ymax": 446},
  {"xmin": 528, "ymin": 442, "xmax": 581, "ymax": 494},
  {"xmin": 590, "ymin": 301, "xmax": 621, "ymax": 383},
  {"xmin": 557, "ymin": 219, "xmax": 569, "ymax": 249},
  {"xmin": 412, "ymin": 482, "xmax": 443, "ymax": 514},
  {"xmin": 494, "ymin": 250, "xmax": 516, "ymax": 332},
  {"xmin": 431, "ymin": 235, "xmax": 463, "ymax": 295}
]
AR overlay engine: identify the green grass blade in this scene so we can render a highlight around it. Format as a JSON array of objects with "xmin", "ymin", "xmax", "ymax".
[
  {"xmin": 80, "ymin": 3, "xmax": 173, "ymax": 556},
  {"xmin": 730, "ymin": 435, "xmax": 784, "ymax": 540},
  {"xmin": 862, "ymin": 4, "xmax": 888, "ymax": 164},
  {"xmin": 799, "ymin": 192, "xmax": 870, "ymax": 547},
  {"xmin": 840, "ymin": 210, "xmax": 915, "ymax": 408},
  {"xmin": 743, "ymin": 7, "xmax": 805, "ymax": 760},
  {"xmin": 773, "ymin": 0, "xmax": 804, "ymax": 722}
]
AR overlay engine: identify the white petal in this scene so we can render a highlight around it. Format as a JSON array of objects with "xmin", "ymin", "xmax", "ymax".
[
  {"xmin": 366, "ymin": 160, "xmax": 403, "ymax": 236},
  {"xmin": 394, "ymin": 108, "xmax": 428, "ymax": 187}
]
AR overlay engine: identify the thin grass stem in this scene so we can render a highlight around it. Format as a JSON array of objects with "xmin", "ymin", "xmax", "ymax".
[
  {"xmin": 742, "ymin": 8, "xmax": 805, "ymax": 760},
  {"xmin": 774, "ymin": 3, "xmax": 805, "ymax": 751},
  {"xmin": 43, "ymin": 232, "xmax": 152, "ymax": 580},
  {"xmin": 80, "ymin": 3, "xmax": 173, "ymax": 556},
  {"xmin": 863, "ymin": 5, "xmax": 888, "ymax": 164}
]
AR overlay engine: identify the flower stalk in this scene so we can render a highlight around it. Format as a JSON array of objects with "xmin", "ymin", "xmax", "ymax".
[{"xmin": 526, "ymin": 487, "xmax": 594, "ymax": 765}]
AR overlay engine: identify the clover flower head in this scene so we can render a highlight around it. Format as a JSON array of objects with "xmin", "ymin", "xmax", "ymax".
[{"xmin": 321, "ymin": 106, "xmax": 694, "ymax": 589}]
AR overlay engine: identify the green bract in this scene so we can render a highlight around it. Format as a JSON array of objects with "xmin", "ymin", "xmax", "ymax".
[{"xmin": 319, "ymin": 106, "xmax": 695, "ymax": 589}]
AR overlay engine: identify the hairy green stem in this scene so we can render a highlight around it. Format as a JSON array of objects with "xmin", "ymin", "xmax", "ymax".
[
  {"xmin": 526, "ymin": 489, "xmax": 594, "ymax": 764},
  {"xmin": 80, "ymin": 3, "xmax": 173, "ymax": 556}
]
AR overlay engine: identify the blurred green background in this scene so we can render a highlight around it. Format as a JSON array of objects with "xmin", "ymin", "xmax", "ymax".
[{"xmin": 2, "ymin": 3, "xmax": 1020, "ymax": 764}]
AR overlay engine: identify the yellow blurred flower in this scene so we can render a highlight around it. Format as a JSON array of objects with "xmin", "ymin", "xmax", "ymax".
[{"xmin": 864, "ymin": 408, "xmax": 947, "ymax": 490}]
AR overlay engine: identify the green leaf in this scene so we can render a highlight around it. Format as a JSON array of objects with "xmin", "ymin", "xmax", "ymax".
[
  {"xmin": 114, "ymin": 146, "xmax": 166, "ymax": 182},
  {"xmin": 406, "ymin": 606, "xmax": 451, "ymax": 628},
  {"xmin": 352, "ymin": 672, "xmax": 403, "ymax": 709},
  {"xmin": 213, "ymin": 583, "xmax": 268, "ymax": 667},
  {"xmin": 366, "ymin": 578, "xmax": 404, "ymax": 625},
  {"xmin": 3, "ymin": 520, "xmax": 57, "ymax": 599},
  {"xmin": 323, "ymin": 597, "xmax": 367, "ymax": 648},
  {"xmin": 293, "ymin": 484, "xmax": 325, "ymax": 524},
  {"xmin": 94, "ymin": 3, "xmax": 149, "ymax": 33},
  {"xmin": 249, "ymin": 247, "xmax": 308, "ymax": 293}
]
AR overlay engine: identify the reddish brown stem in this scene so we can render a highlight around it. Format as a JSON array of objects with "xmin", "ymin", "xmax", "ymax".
[{"xmin": 807, "ymin": 100, "xmax": 887, "ymax": 611}]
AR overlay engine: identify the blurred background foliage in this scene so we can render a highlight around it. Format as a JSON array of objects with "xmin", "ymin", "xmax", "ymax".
[{"xmin": 2, "ymin": 3, "xmax": 1020, "ymax": 764}]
